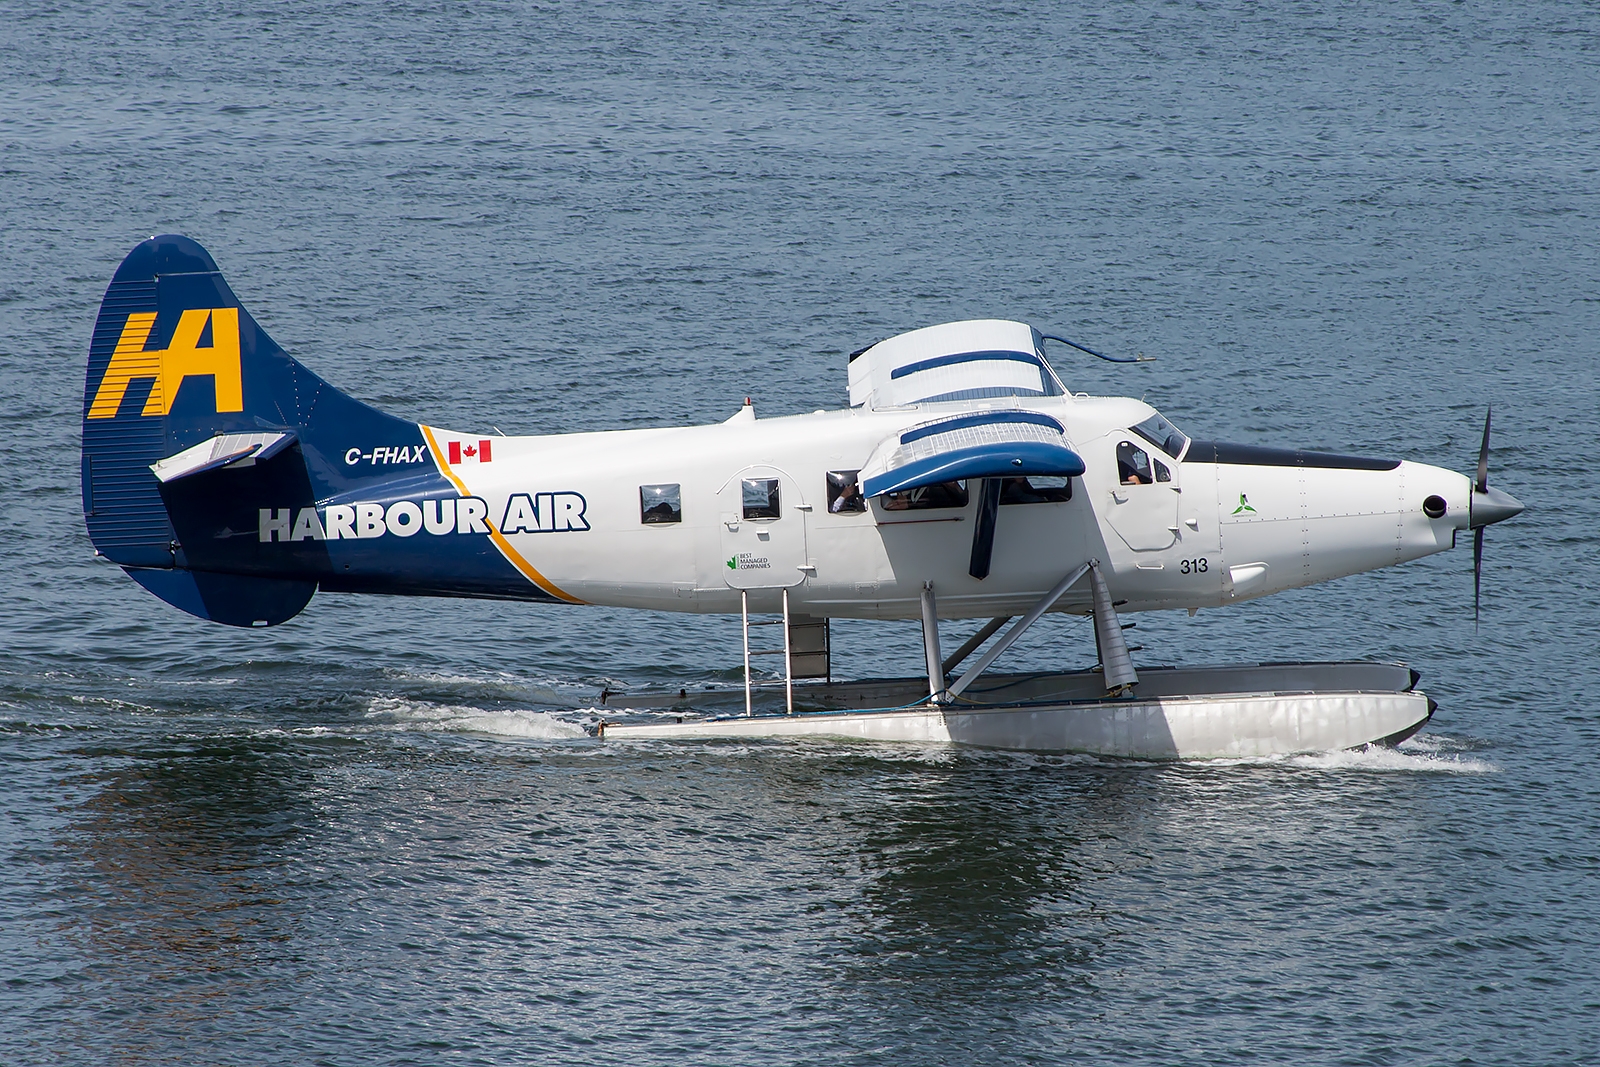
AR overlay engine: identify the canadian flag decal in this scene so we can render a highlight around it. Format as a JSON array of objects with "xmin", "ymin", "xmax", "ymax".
[{"xmin": 448, "ymin": 439, "xmax": 493, "ymax": 464}]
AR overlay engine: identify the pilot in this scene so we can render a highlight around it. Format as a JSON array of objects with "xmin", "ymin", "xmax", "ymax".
[{"xmin": 1117, "ymin": 441, "xmax": 1152, "ymax": 484}]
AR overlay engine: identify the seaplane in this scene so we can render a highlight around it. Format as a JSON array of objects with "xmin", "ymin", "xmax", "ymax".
[{"xmin": 80, "ymin": 235, "xmax": 1524, "ymax": 758}]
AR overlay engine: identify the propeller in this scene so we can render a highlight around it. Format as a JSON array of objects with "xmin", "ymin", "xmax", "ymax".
[
  {"xmin": 1467, "ymin": 408, "xmax": 1524, "ymax": 630},
  {"xmin": 1474, "ymin": 409, "xmax": 1489, "ymax": 629}
]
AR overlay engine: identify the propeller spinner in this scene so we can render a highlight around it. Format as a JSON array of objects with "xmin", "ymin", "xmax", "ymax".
[{"xmin": 1468, "ymin": 408, "xmax": 1525, "ymax": 627}]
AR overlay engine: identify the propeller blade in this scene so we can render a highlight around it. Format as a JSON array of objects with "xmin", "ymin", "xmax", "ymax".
[
  {"xmin": 1473, "ymin": 526, "xmax": 1484, "ymax": 631},
  {"xmin": 1476, "ymin": 407, "xmax": 1492, "ymax": 494}
]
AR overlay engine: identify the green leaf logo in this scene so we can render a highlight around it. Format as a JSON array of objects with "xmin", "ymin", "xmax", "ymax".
[{"xmin": 1231, "ymin": 493, "xmax": 1257, "ymax": 516}]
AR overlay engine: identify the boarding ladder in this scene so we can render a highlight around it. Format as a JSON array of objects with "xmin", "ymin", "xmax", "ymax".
[{"xmin": 739, "ymin": 590, "xmax": 830, "ymax": 716}]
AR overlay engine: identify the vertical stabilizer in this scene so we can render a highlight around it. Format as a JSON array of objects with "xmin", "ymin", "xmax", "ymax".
[{"xmin": 81, "ymin": 235, "xmax": 429, "ymax": 625}]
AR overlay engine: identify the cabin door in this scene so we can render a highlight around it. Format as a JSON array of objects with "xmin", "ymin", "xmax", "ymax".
[
  {"xmin": 1101, "ymin": 434, "xmax": 1180, "ymax": 552},
  {"xmin": 717, "ymin": 464, "xmax": 810, "ymax": 589}
]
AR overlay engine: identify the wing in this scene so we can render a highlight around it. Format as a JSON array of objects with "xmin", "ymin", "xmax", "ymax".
[{"xmin": 859, "ymin": 410, "xmax": 1085, "ymax": 497}]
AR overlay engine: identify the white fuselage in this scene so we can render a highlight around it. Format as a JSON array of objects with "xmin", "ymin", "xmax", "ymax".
[{"xmin": 421, "ymin": 393, "xmax": 1472, "ymax": 620}]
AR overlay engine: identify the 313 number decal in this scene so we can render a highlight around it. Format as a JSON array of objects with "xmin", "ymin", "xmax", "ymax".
[{"xmin": 1179, "ymin": 558, "xmax": 1209, "ymax": 574}]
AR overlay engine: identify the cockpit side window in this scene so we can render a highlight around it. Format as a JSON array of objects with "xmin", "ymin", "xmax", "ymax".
[
  {"xmin": 1153, "ymin": 458, "xmax": 1171, "ymax": 483},
  {"xmin": 1131, "ymin": 412, "xmax": 1190, "ymax": 459},
  {"xmin": 1117, "ymin": 441, "xmax": 1154, "ymax": 485}
]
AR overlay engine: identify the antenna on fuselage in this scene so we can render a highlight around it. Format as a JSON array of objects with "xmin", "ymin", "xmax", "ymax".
[{"xmin": 1039, "ymin": 333, "xmax": 1154, "ymax": 364}]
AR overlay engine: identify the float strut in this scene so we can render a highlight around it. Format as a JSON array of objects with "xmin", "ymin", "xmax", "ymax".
[
  {"xmin": 782, "ymin": 587, "xmax": 793, "ymax": 716},
  {"xmin": 920, "ymin": 582, "xmax": 946, "ymax": 703},
  {"xmin": 1089, "ymin": 561, "xmax": 1139, "ymax": 695},
  {"xmin": 946, "ymin": 562, "xmax": 1092, "ymax": 701},
  {"xmin": 741, "ymin": 590, "xmax": 753, "ymax": 717},
  {"xmin": 942, "ymin": 616, "xmax": 1011, "ymax": 677}
]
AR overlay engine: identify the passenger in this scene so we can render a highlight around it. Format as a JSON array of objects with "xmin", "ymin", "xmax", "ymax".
[
  {"xmin": 830, "ymin": 480, "xmax": 864, "ymax": 513},
  {"xmin": 1001, "ymin": 477, "xmax": 1047, "ymax": 504}
]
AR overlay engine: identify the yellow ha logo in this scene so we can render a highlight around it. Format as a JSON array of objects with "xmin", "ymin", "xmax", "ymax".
[{"xmin": 88, "ymin": 308, "xmax": 242, "ymax": 419}]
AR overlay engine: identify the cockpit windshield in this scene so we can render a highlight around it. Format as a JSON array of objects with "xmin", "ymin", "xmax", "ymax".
[{"xmin": 1131, "ymin": 412, "xmax": 1189, "ymax": 459}]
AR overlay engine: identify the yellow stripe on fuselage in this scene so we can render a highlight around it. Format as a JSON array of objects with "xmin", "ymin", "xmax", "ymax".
[{"xmin": 420, "ymin": 424, "xmax": 584, "ymax": 604}]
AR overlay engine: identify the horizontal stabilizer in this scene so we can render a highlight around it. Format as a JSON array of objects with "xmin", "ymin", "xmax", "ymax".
[{"xmin": 150, "ymin": 431, "xmax": 297, "ymax": 483}]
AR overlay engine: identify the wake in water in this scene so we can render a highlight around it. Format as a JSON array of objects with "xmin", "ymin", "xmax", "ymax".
[
  {"xmin": 1288, "ymin": 732, "xmax": 1497, "ymax": 774},
  {"xmin": 365, "ymin": 696, "xmax": 590, "ymax": 740}
]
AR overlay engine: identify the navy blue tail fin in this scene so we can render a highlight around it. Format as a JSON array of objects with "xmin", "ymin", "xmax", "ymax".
[{"xmin": 82, "ymin": 235, "xmax": 428, "ymax": 626}]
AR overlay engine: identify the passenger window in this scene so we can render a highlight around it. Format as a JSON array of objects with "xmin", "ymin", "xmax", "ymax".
[
  {"xmin": 1153, "ymin": 459, "xmax": 1171, "ymax": 484},
  {"xmin": 742, "ymin": 478, "xmax": 780, "ymax": 520},
  {"xmin": 640, "ymin": 483, "xmax": 682, "ymax": 524},
  {"xmin": 999, "ymin": 475, "xmax": 1073, "ymax": 505},
  {"xmin": 827, "ymin": 470, "xmax": 866, "ymax": 513},
  {"xmin": 1117, "ymin": 441, "xmax": 1153, "ymax": 485},
  {"xmin": 881, "ymin": 480, "xmax": 969, "ymax": 511}
]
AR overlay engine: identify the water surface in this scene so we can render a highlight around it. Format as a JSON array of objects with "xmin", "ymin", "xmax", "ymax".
[{"xmin": 3, "ymin": 2, "xmax": 1598, "ymax": 1063}]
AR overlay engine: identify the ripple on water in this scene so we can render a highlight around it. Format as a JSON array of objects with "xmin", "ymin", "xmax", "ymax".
[{"xmin": 2, "ymin": 1, "xmax": 1597, "ymax": 1063}]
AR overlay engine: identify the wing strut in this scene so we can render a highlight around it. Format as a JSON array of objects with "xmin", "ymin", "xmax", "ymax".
[{"xmin": 968, "ymin": 478, "xmax": 1003, "ymax": 579}]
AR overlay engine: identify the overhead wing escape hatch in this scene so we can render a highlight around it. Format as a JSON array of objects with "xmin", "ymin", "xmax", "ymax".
[{"xmin": 847, "ymin": 319, "xmax": 1068, "ymax": 410}]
